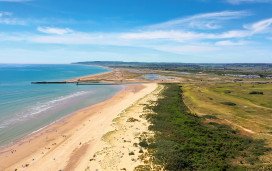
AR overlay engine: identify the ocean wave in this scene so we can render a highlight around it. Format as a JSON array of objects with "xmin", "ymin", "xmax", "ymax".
[{"xmin": 0, "ymin": 91, "xmax": 89, "ymax": 130}]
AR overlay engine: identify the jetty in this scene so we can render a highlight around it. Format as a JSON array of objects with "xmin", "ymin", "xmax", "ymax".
[
  {"xmin": 31, "ymin": 81, "xmax": 70, "ymax": 84},
  {"xmin": 76, "ymin": 83, "xmax": 132, "ymax": 85},
  {"xmin": 30, "ymin": 81, "xmax": 143, "ymax": 85}
]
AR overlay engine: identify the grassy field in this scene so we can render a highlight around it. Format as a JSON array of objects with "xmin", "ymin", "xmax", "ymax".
[
  {"xmin": 182, "ymin": 82, "xmax": 272, "ymax": 162},
  {"xmin": 182, "ymin": 83, "xmax": 272, "ymax": 132},
  {"xmin": 142, "ymin": 84, "xmax": 271, "ymax": 170}
]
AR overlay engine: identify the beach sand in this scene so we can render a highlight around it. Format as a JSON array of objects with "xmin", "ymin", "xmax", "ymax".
[
  {"xmin": 0, "ymin": 83, "xmax": 157, "ymax": 171},
  {"xmin": 86, "ymin": 84, "xmax": 163, "ymax": 171}
]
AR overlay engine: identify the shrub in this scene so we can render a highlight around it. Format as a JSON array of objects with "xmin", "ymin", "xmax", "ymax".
[
  {"xmin": 129, "ymin": 151, "xmax": 135, "ymax": 155},
  {"xmin": 127, "ymin": 117, "xmax": 139, "ymax": 122},
  {"xmin": 221, "ymin": 102, "xmax": 236, "ymax": 106},
  {"xmin": 202, "ymin": 115, "xmax": 218, "ymax": 119},
  {"xmin": 249, "ymin": 91, "xmax": 263, "ymax": 95},
  {"xmin": 139, "ymin": 140, "xmax": 149, "ymax": 148},
  {"xmin": 134, "ymin": 165, "xmax": 152, "ymax": 171},
  {"xmin": 224, "ymin": 90, "xmax": 231, "ymax": 94}
]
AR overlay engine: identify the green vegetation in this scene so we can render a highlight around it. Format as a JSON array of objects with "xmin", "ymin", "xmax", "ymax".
[
  {"xmin": 134, "ymin": 165, "xmax": 152, "ymax": 171},
  {"xmin": 145, "ymin": 84, "xmax": 270, "ymax": 170},
  {"xmin": 249, "ymin": 91, "xmax": 264, "ymax": 95},
  {"xmin": 221, "ymin": 102, "xmax": 237, "ymax": 106},
  {"xmin": 139, "ymin": 139, "xmax": 149, "ymax": 148},
  {"xmin": 129, "ymin": 151, "xmax": 135, "ymax": 155},
  {"xmin": 202, "ymin": 114, "xmax": 218, "ymax": 119},
  {"xmin": 127, "ymin": 117, "xmax": 139, "ymax": 122},
  {"xmin": 182, "ymin": 83, "xmax": 272, "ymax": 133},
  {"xmin": 224, "ymin": 90, "xmax": 232, "ymax": 94},
  {"xmin": 74, "ymin": 61, "xmax": 272, "ymax": 77}
]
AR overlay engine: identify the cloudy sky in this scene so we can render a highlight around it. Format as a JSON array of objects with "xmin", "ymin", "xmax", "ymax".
[{"xmin": 0, "ymin": 0, "xmax": 272, "ymax": 63}]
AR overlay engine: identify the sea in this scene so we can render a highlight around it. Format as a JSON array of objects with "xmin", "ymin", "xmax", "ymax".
[{"xmin": 0, "ymin": 64, "xmax": 122, "ymax": 147}]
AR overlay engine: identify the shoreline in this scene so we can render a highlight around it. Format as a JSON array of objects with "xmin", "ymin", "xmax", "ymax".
[
  {"xmin": 0, "ymin": 82, "xmax": 157, "ymax": 170},
  {"xmin": 0, "ymin": 65, "xmax": 119, "ymax": 149},
  {"xmin": 67, "ymin": 65, "xmax": 114, "ymax": 82},
  {"xmin": 0, "ymin": 65, "xmax": 119, "ymax": 168}
]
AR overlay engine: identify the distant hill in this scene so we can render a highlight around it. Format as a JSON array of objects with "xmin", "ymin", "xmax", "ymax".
[
  {"xmin": 72, "ymin": 61, "xmax": 272, "ymax": 77},
  {"xmin": 73, "ymin": 61, "xmax": 272, "ymax": 67}
]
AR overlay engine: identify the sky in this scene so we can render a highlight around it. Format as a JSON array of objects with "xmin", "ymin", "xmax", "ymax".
[{"xmin": 0, "ymin": 0, "xmax": 272, "ymax": 63}]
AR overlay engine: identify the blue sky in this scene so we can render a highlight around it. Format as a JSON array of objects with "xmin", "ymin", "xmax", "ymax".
[{"xmin": 0, "ymin": 0, "xmax": 272, "ymax": 63}]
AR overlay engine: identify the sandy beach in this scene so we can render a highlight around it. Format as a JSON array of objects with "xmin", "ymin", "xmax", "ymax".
[
  {"xmin": 0, "ymin": 83, "xmax": 157, "ymax": 171},
  {"xmin": 86, "ymin": 84, "xmax": 163, "ymax": 171}
]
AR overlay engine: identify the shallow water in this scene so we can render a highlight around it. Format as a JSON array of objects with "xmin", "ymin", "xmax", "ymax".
[
  {"xmin": 0, "ymin": 64, "xmax": 122, "ymax": 146},
  {"xmin": 143, "ymin": 74, "xmax": 175, "ymax": 80}
]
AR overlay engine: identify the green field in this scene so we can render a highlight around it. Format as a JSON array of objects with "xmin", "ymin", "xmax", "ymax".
[
  {"xmin": 182, "ymin": 83, "xmax": 272, "ymax": 133},
  {"xmin": 142, "ymin": 84, "xmax": 271, "ymax": 170},
  {"xmin": 182, "ymin": 82, "xmax": 272, "ymax": 164}
]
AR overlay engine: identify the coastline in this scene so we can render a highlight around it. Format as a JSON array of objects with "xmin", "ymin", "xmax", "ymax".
[
  {"xmin": 0, "ymin": 82, "xmax": 157, "ymax": 170},
  {"xmin": 67, "ymin": 65, "xmax": 114, "ymax": 82},
  {"xmin": 0, "ymin": 65, "xmax": 119, "ymax": 149},
  {"xmin": 0, "ymin": 64, "xmax": 118, "ymax": 147}
]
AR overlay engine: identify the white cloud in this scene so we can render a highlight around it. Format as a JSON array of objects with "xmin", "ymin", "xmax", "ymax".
[
  {"xmin": 2, "ymin": 17, "xmax": 271, "ymax": 45},
  {"xmin": 244, "ymin": 18, "xmax": 272, "ymax": 33},
  {"xmin": 0, "ymin": 11, "xmax": 26, "ymax": 25},
  {"xmin": 145, "ymin": 11, "xmax": 250, "ymax": 30},
  {"xmin": 0, "ymin": 11, "xmax": 12, "ymax": 16},
  {"xmin": 120, "ymin": 31, "xmax": 206, "ymax": 42},
  {"xmin": 25, "ymin": 32, "xmax": 130, "ymax": 46},
  {"xmin": 226, "ymin": 0, "xmax": 272, "ymax": 4},
  {"xmin": 155, "ymin": 45, "xmax": 220, "ymax": 54},
  {"xmin": 216, "ymin": 18, "xmax": 272, "ymax": 38},
  {"xmin": 1, "ymin": 12, "xmax": 271, "ymax": 58},
  {"xmin": 3, "ymin": 11, "xmax": 269, "ymax": 42},
  {"xmin": 120, "ymin": 30, "xmax": 245, "ymax": 41},
  {"xmin": 0, "ymin": 18, "xmax": 26, "ymax": 25},
  {"xmin": 37, "ymin": 27, "xmax": 74, "ymax": 35},
  {"xmin": 122, "ymin": 17, "xmax": 272, "ymax": 41},
  {"xmin": 218, "ymin": 30, "xmax": 252, "ymax": 38},
  {"xmin": 215, "ymin": 40, "xmax": 249, "ymax": 46}
]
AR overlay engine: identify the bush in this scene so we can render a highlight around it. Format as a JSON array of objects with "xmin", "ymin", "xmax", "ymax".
[
  {"xmin": 127, "ymin": 117, "xmax": 139, "ymax": 122},
  {"xmin": 224, "ymin": 90, "xmax": 231, "ymax": 94},
  {"xmin": 202, "ymin": 115, "xmax": 218, "ymax": 119},
  {"xmin": 249, "ymin": 91, "xmax": 263, "ymax": 95},
  {"xmin": 139, "ymin": 140, "xmax": 149, "ymax": 148},
  {"xmin": 221, "ymin": 102, "xmax": 236, "ymax": 106},
  {"xmin": 129, "ymin": 151, "xmax": 135, "ymax": 155},
  {"xmin": 134, "ymin": 165, "xmax": 152, "ymax": 171}
]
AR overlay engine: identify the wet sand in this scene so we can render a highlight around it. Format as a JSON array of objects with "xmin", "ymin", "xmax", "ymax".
[{"xmin": 0, "ymin": 83, "xmax": 157, "ymax": 171}]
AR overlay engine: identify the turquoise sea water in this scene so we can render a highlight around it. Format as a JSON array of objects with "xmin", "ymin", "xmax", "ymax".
[{"xmin": 0, "ymin": 64, "xmax": 122, "ymax": 147}]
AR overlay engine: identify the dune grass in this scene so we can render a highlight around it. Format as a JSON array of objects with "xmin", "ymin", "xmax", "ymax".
[{"xmin": 144, "ymin": 84, "xmax": 271, "ymax": 170}]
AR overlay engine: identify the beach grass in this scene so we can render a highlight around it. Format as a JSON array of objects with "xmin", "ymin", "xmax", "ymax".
[{"xmin": 144, "ymin": 84, "xmax": 271, "ymax": 170}]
